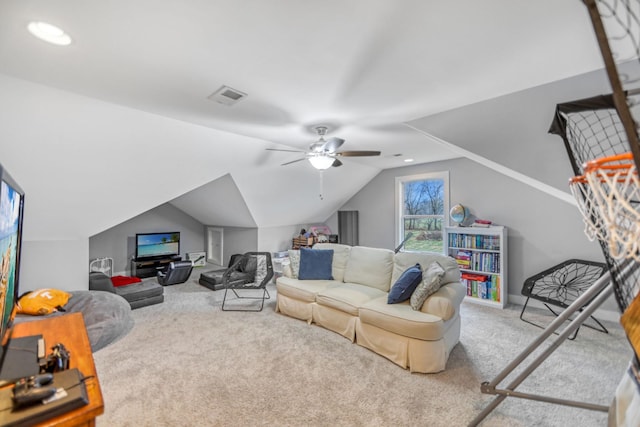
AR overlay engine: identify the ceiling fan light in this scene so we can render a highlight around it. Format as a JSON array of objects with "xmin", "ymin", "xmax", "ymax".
[{"xmin": 308, "ymin": 155, "xmax": 334, "ymax": 170}]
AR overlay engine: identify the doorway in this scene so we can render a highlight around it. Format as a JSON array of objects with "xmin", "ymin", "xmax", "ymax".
[{"xmin": 206, "ymin": 227, "xmax": 224, "ymax": 266}]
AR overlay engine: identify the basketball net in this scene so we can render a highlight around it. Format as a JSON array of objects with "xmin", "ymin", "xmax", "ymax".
[{"xmin": 570, "ymin": 152, "xmax": 640, "ymax": 261}]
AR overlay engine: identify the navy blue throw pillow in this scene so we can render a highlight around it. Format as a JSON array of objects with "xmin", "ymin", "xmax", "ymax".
[
  {"xmin": 387, "ymin": 263, "xmax": 422, "ymax": 304},
  {"xmin": 298, "ymin": 248, "xmax": 334, "ymax": 280}
]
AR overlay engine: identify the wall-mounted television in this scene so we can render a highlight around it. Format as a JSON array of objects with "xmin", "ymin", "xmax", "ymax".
[
  {"xmin": 0, "ymin": 162, "xmax": 26, "ymax": 378},
  {"xmin": 135, "ymin": 232, "xmax": 180, "ymax": 260}
]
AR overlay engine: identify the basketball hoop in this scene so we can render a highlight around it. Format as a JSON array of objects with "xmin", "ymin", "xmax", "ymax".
[{"xmin": 570, "ymin": 152, "xmax": 640, "ymax": 261}]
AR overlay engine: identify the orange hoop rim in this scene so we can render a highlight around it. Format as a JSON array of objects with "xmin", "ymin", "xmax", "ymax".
[
  {"xmin": 583, "ymin": 152, "xmax": 635, "ymax": 172},
  {"xmin": 570, "ymin": 152, "xmax": 638, "ymax": 184}
]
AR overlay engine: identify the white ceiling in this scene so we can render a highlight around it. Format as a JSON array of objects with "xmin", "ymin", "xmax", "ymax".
[
  {"xmin": 0, "ymin": 0, "xmax": 610, "ymax": 236},
  {"xmin": 0, "ymin": 0, "xmax": 604, "ymax": 166}
]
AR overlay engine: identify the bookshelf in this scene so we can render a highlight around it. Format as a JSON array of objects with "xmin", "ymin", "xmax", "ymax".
[{"xmin": 445, "ymin": 225, "xmax": 507, "ymax": 308}]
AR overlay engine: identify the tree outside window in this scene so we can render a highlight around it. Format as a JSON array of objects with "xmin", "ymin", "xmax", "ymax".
[{"xmin": 396, "ymin": 172, "xmax": 449, "ymax": 253}]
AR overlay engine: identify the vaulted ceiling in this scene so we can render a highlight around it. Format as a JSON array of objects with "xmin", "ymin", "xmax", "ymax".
[{"xmin": 0, "ymin": 1, "xmax": 609, "ymax": 239}]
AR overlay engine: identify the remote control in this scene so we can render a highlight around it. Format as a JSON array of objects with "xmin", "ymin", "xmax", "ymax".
[{"xmin": 12, "ymin": 374, "xmax": 56, "ymax": 407}]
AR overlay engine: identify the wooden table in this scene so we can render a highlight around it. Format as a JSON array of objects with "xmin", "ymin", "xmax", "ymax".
[{"xmin": 11, "ymin": 312, "xmax": 104, "ymax": 426}]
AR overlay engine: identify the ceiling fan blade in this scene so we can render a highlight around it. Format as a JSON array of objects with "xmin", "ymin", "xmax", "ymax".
[
  {"xmin": 336, "ymin": 150, "xmax": 381, "ymax": 157},
  {"xmin": 266, "ymin": 148, "xmax": 305, "ymax": 153},
  {"xmin": 321, "ymin": 137, "xmax": 345, "ymax": 153},
  {"xmin": 281, "ymin": 158, "xmax": 307, "ymax": 166},
  {"xmin": 332, "ymin": 158, "xmax": 343, "ymax": 167}
]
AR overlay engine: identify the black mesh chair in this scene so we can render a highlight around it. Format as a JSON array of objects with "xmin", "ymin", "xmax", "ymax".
[
  {"xmin": 199, "ymin": 254, "xmax": 253, "ymax": 291},
  {"xmin": 520, "ymin": 259, "xmax": 608, "ymax": 340},
  {"xmin": 222, "ymin": 252, "xmax": 273, "ymax": 312},
  {"xmin": 157, "ymin": 260, "xmax": 194, "ymax": 286}
]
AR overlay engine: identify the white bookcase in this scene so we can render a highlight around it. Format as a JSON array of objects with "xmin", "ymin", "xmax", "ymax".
[{"xmin": 445, "ymin": 225, "xmax": 507, "ymax": 309}]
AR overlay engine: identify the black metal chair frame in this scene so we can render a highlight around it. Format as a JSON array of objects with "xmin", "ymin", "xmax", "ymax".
[
  {"xmin": 221, "ymin": 252, "xmax": 273, "ymax": 312},
  {"xmin": 519, "ymin": 259, "xmax": 608, "ymax": 340}
]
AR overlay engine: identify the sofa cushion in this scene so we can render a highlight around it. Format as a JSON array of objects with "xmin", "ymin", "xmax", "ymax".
[
  {"xmin": 287, "ymin": 250, "xmax": 300, "ymax": 279},
  {"xmin": 359, "ymin": 296, "xmax": 446, "ymax": 341},
  {"xmin": 392, "ymin": 252, "xmax": 461, "ymax": 286},
  {"xmin": 410, "ymin": 261, "xmax": 445, "ymax": 310},
  {"xmin": 313, "ymin": 243, "xmax": 351, "ymax": 282},
  {"xmin": 388, "ymin": 264, "xmax": 422, "ymax": 304},
  {"xmin": 316, "ymin": 283, "xmax": 387, "ymax": 316},
  {"xmin": 298, "ymin": 248, "xmax": 334, "ymax": 280},
  {"xmin": 419, "ymin": 281, "xmax": 466, "ymax": 321},
  {"xmin": 276, "ymin": 276, "xmax": 339, "ymax": 302},
  {"xmin": 343, "ymin": 246, "xmax": 394, "ymax": 292}
]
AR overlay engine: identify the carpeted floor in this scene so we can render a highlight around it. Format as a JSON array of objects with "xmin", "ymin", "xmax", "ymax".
[{"xmin": 92, "ymin": 276, "xmax": 632, "ymax": 427}]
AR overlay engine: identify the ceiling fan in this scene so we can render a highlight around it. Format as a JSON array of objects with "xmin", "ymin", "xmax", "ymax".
[{"xmin": 266, "ymin": 126, "xmax": 381, "ymax": 170}]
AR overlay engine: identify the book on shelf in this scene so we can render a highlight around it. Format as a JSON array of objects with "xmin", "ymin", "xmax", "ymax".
[
  {"xmin": 454, "ymin": 250, "xmax": 471, "ymax": 268},
  {"xmin": 460, "ymin": 273, "xmax": 500, "ymax": 302},
  {"xmin": 471, "ymin": 222, "xmax": 491, "ymax": 228},
  {"xmin": 449, "ymin": 233, "xmax": 500, "ymax": 250},
  {"xmin": 455, "ymin": 250, "xmax": 471, "ymax": 259}
]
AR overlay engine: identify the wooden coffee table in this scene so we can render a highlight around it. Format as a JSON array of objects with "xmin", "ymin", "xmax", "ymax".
[{"xmin": 11, "ymin": 312, "xmax": 104, "ymax": 426}]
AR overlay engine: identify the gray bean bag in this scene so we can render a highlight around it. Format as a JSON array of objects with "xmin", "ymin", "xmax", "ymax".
[{"xmin": 15, "ymin": 290, "xmax": 134, "ymax": 352}]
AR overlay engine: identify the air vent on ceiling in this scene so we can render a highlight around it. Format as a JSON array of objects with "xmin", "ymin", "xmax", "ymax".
[{"xmin": 207, "ymin": 85, "xmax": 248, "ymax": 106}]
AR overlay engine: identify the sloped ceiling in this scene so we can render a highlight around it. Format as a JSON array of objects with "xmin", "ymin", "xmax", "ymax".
[
  {"xmin": 407, "ymin": 66, "xmax": 617, "ymax": 199},
  {"xmin": 170, "ymin": 174, "xmax": 257, "ymax": 228},
  {"xmin": 0, "ymin": 1, "xmax": 613, "ymax": 240}
]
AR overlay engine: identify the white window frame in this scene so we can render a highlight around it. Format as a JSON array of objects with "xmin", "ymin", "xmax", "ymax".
[{"xmin": 395, "ymin": 171, "xmax": 449, "ymax": 254}]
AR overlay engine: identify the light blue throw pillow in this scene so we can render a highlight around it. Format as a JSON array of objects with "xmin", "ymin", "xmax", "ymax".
[
  {"xmin": 387, "ymin": 263, "xmax": 422, "ymax": 304},
  {"xmin": 298, "ymin": 248, "xmax": 334, "ymax": 280}
]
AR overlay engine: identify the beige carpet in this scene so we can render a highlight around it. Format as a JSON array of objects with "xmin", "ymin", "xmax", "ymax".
[{"xmin": 92, "ymin": 277, "xmax": 632, "ymax": 427}]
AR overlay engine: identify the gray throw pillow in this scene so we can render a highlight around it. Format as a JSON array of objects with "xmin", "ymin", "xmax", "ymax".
[{"xmin": 410, "ymin": 261, "xmax": 445, "ymax": 311}]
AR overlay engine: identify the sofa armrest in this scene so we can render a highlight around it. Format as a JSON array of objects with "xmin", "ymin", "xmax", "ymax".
[
  {"xmin": 419, "ymin": 281, "xmax": 466, "ymax": 321},
  {"xmin": 89, "ymin": 272, "xmax": 117, "ymax": 294}
]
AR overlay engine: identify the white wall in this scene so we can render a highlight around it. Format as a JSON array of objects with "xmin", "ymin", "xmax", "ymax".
[{"xmin": 20, "ymin": 239, "xmax": 88, "ymax": 293}]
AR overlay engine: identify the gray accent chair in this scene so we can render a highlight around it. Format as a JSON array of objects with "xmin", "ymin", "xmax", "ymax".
[
  {"xmin": 89, "ymin": 272, "xmax": 164, "ymax": 309},
  {"xmin": 156, "ymin": 260, "xmax": 194, "ymax": 286}
]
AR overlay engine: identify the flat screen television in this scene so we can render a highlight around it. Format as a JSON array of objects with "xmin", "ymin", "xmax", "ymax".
[
  {"xmin": 0, "ymin": 162, "xmax": 25, "ymax": 370},
  {"xmin": 135, "ymin": 232, "xmax": 180, "ymax": 260}
]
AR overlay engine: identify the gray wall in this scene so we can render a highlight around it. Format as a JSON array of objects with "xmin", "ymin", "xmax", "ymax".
[
  {"xmin": 332, "ymin": 157, "xmax": 618, "ymax": 314},
  {"xmin": 90, "ymin": 204, "xmax": 206, "ymax": 276},
  {"xmin": 90, "ymin": 201, "xmax": 319, "ymax": 276},
  {"xmin": 217, "ymin": 226, "xmax": 258, "ymax": 267},
  {"xmin": 258, "ymin": 224, "xmax": 304, "ymax": 254}
]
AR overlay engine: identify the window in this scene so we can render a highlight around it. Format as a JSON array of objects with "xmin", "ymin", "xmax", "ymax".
[{"xmin": 396, "ymin": 172, "xmax": 449, "ymax": 253}]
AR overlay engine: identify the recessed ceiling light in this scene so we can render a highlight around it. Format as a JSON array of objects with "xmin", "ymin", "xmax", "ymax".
[
  {"xmin": 27, "ymin": 22, "xmax": 72, "ymax": 46},
  {"xmin": 404, "ymin": 158, "xmax": 414, "ymax": 163}
]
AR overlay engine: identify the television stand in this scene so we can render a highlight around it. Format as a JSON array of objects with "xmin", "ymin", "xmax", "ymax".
[{"xmin": 131, "ymin": 256, "xmax": 181, "ymax": 278}]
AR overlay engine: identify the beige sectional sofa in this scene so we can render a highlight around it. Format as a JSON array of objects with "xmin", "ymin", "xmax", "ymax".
[{"xmin": 275, "ymin": 243, "xmax": 466, "ymax": 373}]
